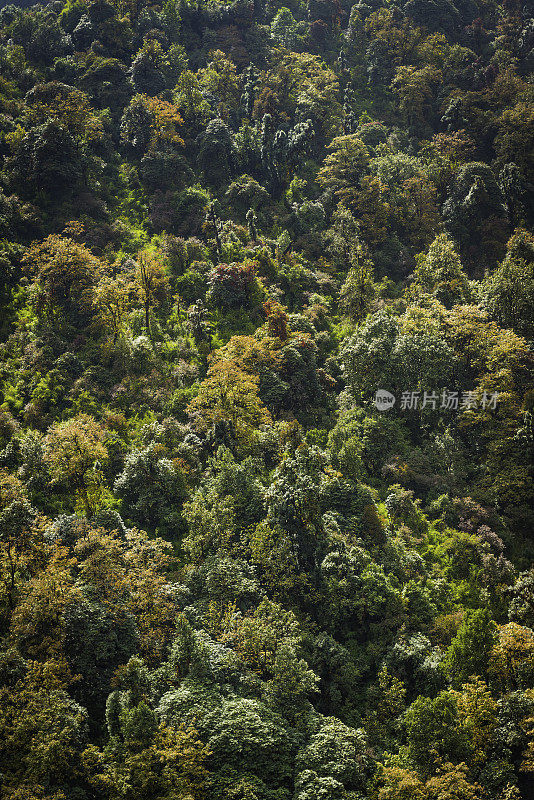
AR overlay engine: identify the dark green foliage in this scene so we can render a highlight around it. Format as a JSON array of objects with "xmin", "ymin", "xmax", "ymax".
[
  {"xmin": 443, "ymin": 609, "xmax": 497, "ymax": 687},
  {"xmin": 62, "ymin": 600, "xmax": 140, "ymax": 718},
  {"xmin": 130, "ymin": 42, "xmax": 167, "ymax": 96},
  {"xmin": 406, "ymin": 691, "xmax": 473, "ymax": 778},
  {"xmin": 197, "ymin": 118, "xmax": 237, "ymax": 187},
  {"xmin": 114, "ymin": 443, "xmax": 187, "ymax": 535},
  {"xmin": 140, "ymin": 150, "xmax": 194, "ymax": 193},
  {"xmin": 8, "ymin": 121, "xmax": 84, "ymax": 198},
  {"xmin": 443, "ymin": 162, "xmax": 509, "ymax": 268}
]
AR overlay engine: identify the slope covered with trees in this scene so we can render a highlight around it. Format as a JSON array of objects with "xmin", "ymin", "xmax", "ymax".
[{"xmin": 0, "ymin": 0, "xmax": 533, "ymax": 797}]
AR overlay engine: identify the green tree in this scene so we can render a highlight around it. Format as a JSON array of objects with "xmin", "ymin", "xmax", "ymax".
[
  {"xmin": 84, "ymin": 720, "xmax": 209, "ymax": 800},
  {"xmin": 0, "ymin": 659, "xmax": 88, "ymax": 798},
  {"xmin": 339, "ymin": 256, "xmax": 376, "ymax": 322},
  {"xmin": 120, "ymin": 94, "xmax": 184, "ymax": 157},
  {"xmin": 130, "ymin": 39, "xmax": 167, "ymax": 96},
  {"xmin": 0, "ymin": 499, "xmax": 37, "ymax": 611},
  {"xmin": 173, "ymin": 70, "xmax": 211, "ymax": 131},
  {"xmin": 484, "ymin": 229, "xmax": 534, "ymax": 339},
  {"xmin": 444, "ymin": 609, "xmax": 497, "ymax": 687},
  {"xmin": 7, "ymin": 121, "xmax": 85, "ymax": 199},
  {"xmin": 391, "ymin": 65, "xmax": 442, "ymax": 130},
  {"xmin": 413, "ymin": 234, "xmax": 471, "ymax": 308},
  {"xmin": 92, "ymin": 272, "xmax": 136, "ymax": 347},
  {"xmin": 317, "ymin": 135, "xmax": 369, "ymax": 207},
  {"xmin": 114, "ymin": 443, "xmax": 187, "ymax": 535},
  {"xmin": 187, "ymin": 358, "xmax": 271, "ymax": 450},
  {"xmin": 406, "ymin": 691, "xmax": 473, "ymax": 778},
  {"xmin": 443, "ymin": 162, "xmax": 508, "ymax": 267},
  {"xmin": 43, "ymin": 414, "xmax": 108, "ymax": 516},
  {"xmin": 196, "ymin": 118, "xmax": 237, "ymax": 187},
  {"xmin": 135, "ymin": 250, "xmax": 170, "ymax": 339},
  {"xmin": 494, "ymin": 103, "xmax": 534, "ymax": 182},
  {"xmin": 271, "ymin": 8, "xmax": 298, "ymax": 49},
  {"xmin": 295, "ymin": 718, "xmax": 370, "ymax": 793},
  {"xmin": 198, "ymin": 50, "xmax": 242, "ymax": 123},
  {"xmin": 24, "ymin": 233, "xmax": 103, "ymax": 324}
]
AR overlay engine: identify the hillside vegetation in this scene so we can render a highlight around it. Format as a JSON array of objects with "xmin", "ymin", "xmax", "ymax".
[{"xmin": 0, "ymin": 0, "xmax": 533, "ymax": 798}]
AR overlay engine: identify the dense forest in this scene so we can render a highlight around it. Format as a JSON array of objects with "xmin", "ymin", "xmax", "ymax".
[{"xmin": 0, "ymin": 0, "xmax": 533, "ymax": 797}]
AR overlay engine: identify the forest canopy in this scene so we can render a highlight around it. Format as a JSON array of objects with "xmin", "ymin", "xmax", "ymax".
[{"xmin": 0, "ymin": 0, "xmax": 533, "ymax": 798}]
